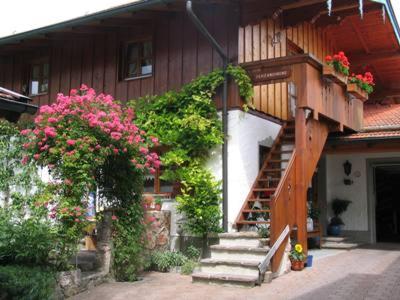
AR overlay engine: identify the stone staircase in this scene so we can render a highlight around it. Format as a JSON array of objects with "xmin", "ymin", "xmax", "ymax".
[
  {"xmin": 192, "ymin": 232, "xmax": 271, "ymax": 287},
  {"xmin": 321, "ymin": 236, "xmax": 361, "ymax": 250}
]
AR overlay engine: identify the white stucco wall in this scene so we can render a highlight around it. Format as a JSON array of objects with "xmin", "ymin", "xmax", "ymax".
[
  {"xmin": 207, "ymin": 110, "xmax": 281, "ymax": 230},
  {"xmin": 325, "ymin": 152, "xmax": 400, "ymax": 233}
]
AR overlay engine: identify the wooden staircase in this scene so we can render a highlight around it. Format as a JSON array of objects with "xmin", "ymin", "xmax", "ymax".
[{"xmin": 235, "ymin": 121, "xmax": 295, "ymax": 230}]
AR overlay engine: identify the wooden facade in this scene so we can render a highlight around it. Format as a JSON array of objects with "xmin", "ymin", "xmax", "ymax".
[{"xmin": 0, "ymin": 5, "xmax": 240, "ymax": 109}]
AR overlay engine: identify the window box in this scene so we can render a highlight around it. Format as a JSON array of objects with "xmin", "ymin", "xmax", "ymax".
[
  {"xmin": 322, "ymin": 65, "xmax": 348, "ymax": 86},
  {"xmin": 347, "ymin": 83, "xmax": 368, "ymax": 101}
]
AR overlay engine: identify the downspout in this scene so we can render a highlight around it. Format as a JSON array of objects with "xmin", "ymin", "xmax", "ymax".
[{"xmin": 186, "ymin": 0, "xmax": 229, "ymax": 231}]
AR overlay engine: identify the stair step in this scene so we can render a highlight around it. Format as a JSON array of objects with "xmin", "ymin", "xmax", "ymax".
[
  {"xmin": 268, "ymin": 159, "xmax": 290, "ymax": 163},
  {"xmin": 218, "ymin": 232, "xmax": 260, "ymax": 239},
  {"xmin": 322, "ymin": 236, "xmax": 348, "ymax": 243},
  {"xmin": 242, "ymin": 209, "xmax": 270, "ymax": 213},
  {"xmin": 210, "ymin": 245, "xmax": 269, "ymax": 253},
  {"xmin": 192, "ymin": 272, "xmax": 258, "ymax": 287},
  {"xmin": 321, "ymin": 242, "xmax": 360, "ymax": 250},
  {"xmin": 257, "ymin": 178, "xmax": 281, "ymax": 182},
  {"xmin": 263, "ymin": 168, "xmax": 286, "ymax": 172},
  {"xmin": 236, "ymin": 220, "xmax": 270, "ymax": 225},
  {"xmin": 252, "ymin": 188, "xmax": 276, "ymax": 192},
  {"xmin": 272, "ymin": 150, "xmax": 293, "ymax": 154},
  {"xmin": 248, "ymin": 199, "xmax": 271, "ymax": 202},
  {"xmin": 200, "ymin": 259, "xmax": 260, "ymax": 277}
]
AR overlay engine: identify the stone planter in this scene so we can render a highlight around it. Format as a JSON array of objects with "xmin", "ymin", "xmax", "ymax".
[
  {"xmin": 323, "ymin": 65, "xmax": 348, "ymax": 86},
  {"xmin": 347, "ymin": 83, "xmax": 368, "ymax": 101}
]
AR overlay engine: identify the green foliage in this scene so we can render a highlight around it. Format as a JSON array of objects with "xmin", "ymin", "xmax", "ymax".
[
  {"xmin": 180, "ymin": 260, "xmax": 198, "ymax": 275},
  {"xmin": 176, "ymin": 165, "xmax": 222, "ymax": 236},
  {"xmin": 258, "ymin": 226, "xmax": 270, "ymax": 238},
  {"xmin": 133, "ymin": 65, "xmax": 253, "ymax": 237},
  {"xmin": 112, "ymin": 201, "xmax": 148, "ymax": 281},
  {"xmin": 185, "ymin": 245, "xmax": 201, "ymax": 261},
  {"xmin": 0, "ymin": 265, "xmax": 55, "ymax": 300},
  {"xmin": 150, "ymin": 251, "xmax": 188, "ymax": 272},
  {"xmin": 330, "ymin": 198, "xmax": 352, "ymax": 226},
  {"xmin": 0, "ymin": 120, "xmax": 40, "ymax": 206}
]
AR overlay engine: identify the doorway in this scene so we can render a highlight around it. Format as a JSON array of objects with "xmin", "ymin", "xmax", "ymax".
[{"xmin": 375, "ymin": 165, "xmax": 400, "ymax": 242}]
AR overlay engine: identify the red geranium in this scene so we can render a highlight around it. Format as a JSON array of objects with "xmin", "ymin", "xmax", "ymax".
[{"xmin": 325, "ymin": 51, "xmax": 350, "ymax": 76}]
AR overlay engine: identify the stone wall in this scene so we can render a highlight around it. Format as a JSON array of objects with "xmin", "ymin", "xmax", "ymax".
[{"xmin": 144, "ymin": 210, "xmax": 171, "ymax": 251}]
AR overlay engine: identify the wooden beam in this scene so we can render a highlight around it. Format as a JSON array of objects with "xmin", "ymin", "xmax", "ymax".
[
  {"xmin": 349, "ymin": 17, "xmax": 370, "ymax": 54},
  {"xmin": 349, "ymin": 51, "xmax": 400, "ymax": 65}
]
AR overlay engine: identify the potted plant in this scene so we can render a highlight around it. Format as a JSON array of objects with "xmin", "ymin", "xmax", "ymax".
[
  {"xmin": 347, "ymin": 72, "xmax": 374, "ymax": 101},
  {"xmin": 154, "ymin": 197, "xmax": 162, "ymax": 211},
  {"xmin": 323, "ymin": 51, "xmax": 350, "ymax": 86},
  {"xmin": 328, "ymin": 198, "xmax": 352, "ymax": 236},
  {"xmin": 289, "ymin": 243, "xmax": 306, "ymax": 271}
]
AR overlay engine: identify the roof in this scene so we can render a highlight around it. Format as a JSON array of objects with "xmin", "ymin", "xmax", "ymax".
[
  {"xmin": 0, "ymin": 87, "xmax": 37, "ymax": 122},
  {"xmin": 0, "ymin": 0, "xmax": 163, "ymax": 45},
  {"xmin": 331, "ymin": 104, "xmax": 400, "ymax": 141},
  {"xmin": 0, "ymin": 0, "xmax": 398, "ymax": 46}
]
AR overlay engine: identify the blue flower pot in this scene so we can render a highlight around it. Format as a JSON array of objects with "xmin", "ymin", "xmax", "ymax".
[
  {"xmin": 328, "ymin": 225, "xmax": 341, "ymax": 236},
  {"xmin": 306, "ymin": 255, "xmax": 313, "ymax": 268}
]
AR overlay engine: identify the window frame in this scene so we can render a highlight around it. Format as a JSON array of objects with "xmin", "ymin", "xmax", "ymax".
[
  {"xmin": 120, "ymin": 38, "xmax": 154, "ymax": 81},
  {"xmin": 28, "ymin": 58, "xmax": 50, "ymax": 97},
  {"xmin": 143, "ymin": 167, "xmax": 174, "ymax": 196}
]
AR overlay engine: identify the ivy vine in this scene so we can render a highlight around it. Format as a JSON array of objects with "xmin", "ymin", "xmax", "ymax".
[{"xmin": 131, "ymin": 65, "xmax": 253, "ymax": 237}]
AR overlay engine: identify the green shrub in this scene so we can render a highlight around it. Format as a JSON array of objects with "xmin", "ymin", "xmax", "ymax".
[
  {"xmin": 0, "ymin": 265, "xmax": 55, "ymax": 300},
  {"xmin": 150, "ymin": 251, "xmax": 188, "ymax": 272},
  {"xmin": 180, "ymin": 260, "xmax": 198, "ymax": 275},
  {"xmin": 0, "ymin": 209, "xmax": 57, "ymax": 267},
  {"xmin": 185, "ymin": 245, "xmax": 201, "ymax": 261}
]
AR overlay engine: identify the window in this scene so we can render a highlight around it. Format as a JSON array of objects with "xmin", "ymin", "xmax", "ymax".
[
  {"xmin": 144, "ymin": 167, "xmax": 174, "ymax": 194},
  {"xmin": 29, "ymin": 60, "xmax": 49, "ymax": 96},
  {"xmin": 121, "ymin": 40, "xmax": 153, "ymax": 80}
]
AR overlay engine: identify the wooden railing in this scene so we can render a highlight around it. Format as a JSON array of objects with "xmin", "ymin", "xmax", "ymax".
[{"xmin": 270, "ymin": 149, "xmax": 297, "ymax": 272}]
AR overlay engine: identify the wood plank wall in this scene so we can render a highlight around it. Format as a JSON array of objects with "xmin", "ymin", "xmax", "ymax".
[
  {"xmin": 0, "ymin": 5, "xmax": 240, "ymax": 109},
  {"xmin": 239, "ymin": 19, "xmax": 337, "ymax": 121}
]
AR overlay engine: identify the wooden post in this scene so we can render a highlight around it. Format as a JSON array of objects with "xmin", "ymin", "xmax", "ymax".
[{"xmin": 295, "ymin": 108, "xmax": 308, "ymax": 254}]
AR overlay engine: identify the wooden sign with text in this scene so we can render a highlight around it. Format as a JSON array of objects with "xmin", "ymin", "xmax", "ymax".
[{"xmin": 246, "ymin": 67, "xmax": 291, "ymax": 85}]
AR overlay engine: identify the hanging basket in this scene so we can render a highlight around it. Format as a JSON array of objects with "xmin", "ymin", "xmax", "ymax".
[
  {"xmin": 323, "ymin": 65, "xmax": 348, "ymax": 86},
  {"xmin": 347, "ymin": 83, "xmax": 368, "ymax": 101}
]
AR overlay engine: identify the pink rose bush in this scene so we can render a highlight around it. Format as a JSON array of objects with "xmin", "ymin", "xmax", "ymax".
[{"xmin": 21, "ymin": 84, "xmax": 160, "ymax": 209}]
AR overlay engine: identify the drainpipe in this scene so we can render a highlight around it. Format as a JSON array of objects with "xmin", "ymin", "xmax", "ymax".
[{"xmin": 186, "ymin": 0, "xmax": 229, "ymax": 231}]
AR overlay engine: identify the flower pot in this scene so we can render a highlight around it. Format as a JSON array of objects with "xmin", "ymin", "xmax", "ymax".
[
  {"xmin": 154, "ymin": 204, "xmax": 162, "ymax": 211},
  {"xmin": 347, "ymin": 83, "xmax": 368, "ymax": 101},
  {"xmin": 327, "ymin": 224, "xmax": 341, "ymax": 236},
  {"xmin": 323, "ymin": 65, "xmax": 348, "ymax": 86},
  {"xmin": 291, "ymin": 260, "xmax": 305, "ymax": 271}
]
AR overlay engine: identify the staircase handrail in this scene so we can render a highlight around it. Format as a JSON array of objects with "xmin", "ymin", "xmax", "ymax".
[
  {"xmin": 259, "ymin": 224, "xmax": 290, "ymax": 274},
  {"xmin": 269, "ymin": 149, "xmax": 297, "ymax": 272}
]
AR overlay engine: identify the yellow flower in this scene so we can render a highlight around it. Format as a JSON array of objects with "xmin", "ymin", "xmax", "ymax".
[{"xmin": 295, "ymin": 244, "xmax": 303, "ymax": 253}]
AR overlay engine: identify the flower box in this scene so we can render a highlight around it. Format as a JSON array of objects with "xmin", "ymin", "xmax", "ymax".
[
  {"xmin": 322, "ymin": 65, "xmax": 348, "ymax": 86},
  {"xmin": 347, "ymin": 83, "xmax": 368, "ymax": 101}
]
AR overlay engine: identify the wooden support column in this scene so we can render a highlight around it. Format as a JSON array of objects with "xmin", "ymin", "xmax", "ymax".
[
  {"xmin": 295, "ymin": 108, "xmax": 308, "ymax": 253},
  {"xmin": 295, "ymin": 108, "xmax": 330, "ymax": 254}
]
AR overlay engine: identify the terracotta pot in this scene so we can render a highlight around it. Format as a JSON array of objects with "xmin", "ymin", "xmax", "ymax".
[{"xmin": 291, "ymin": 260, "xmax": 305, "ymax": 271}]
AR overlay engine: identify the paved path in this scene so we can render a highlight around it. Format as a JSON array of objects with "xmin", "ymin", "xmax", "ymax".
[{"xmin": 73, "ymin": 243, "xmax": 400, "ymax": 300}]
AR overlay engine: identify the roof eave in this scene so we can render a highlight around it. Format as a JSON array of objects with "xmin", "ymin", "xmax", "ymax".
[{"xmin": 0, "ymin": 0, "xmax": 171, "ymax": 46}]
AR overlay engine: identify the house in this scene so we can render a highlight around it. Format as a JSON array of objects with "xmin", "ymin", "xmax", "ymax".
[{"xmin": 1, "ymin": 0, "xmax": 400, "ymax": 287}]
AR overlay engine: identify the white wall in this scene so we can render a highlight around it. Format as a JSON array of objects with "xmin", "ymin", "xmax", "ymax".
[
  {"xmin": 325, "ymin": 152, "xmax": 400, "ymax": 233},
  {"xmin": 207, "ymin": 110, "xmax": 281, "ymax": 230}
]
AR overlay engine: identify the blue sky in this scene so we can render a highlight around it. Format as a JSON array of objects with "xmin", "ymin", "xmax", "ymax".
[{"xmin": 0, "ymin": 0, "xmax": 399, "ymax": 38}]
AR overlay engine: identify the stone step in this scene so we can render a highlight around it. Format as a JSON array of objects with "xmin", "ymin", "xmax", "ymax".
[
  {"xmin": 200, "ymin": 258, "xmax": 260, "ymax": 277},
  {"xmin": 321, "ymin": 242, "xmax": 360, "ymax": 250},
  {"xmin": 218, "ymin": 232, "xmax": 269, "ymax": 248},
  {"xmin": 322, "ymin": 236, "xmax": 349, "ymax": 243},
  {"xmin": 192, "ymin": 272, "xmax": 259, "ymax": 287},
  {"xmin": 210, "ymin": 245, "xmax": 269, "ymax": 261}
]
